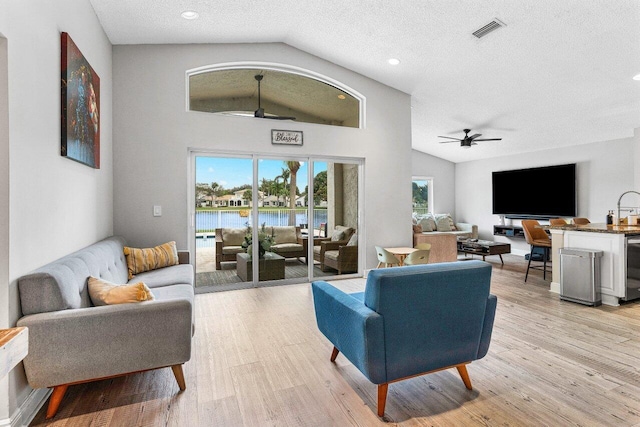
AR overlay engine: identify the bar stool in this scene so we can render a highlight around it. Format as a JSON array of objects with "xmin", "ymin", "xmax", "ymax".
[
  {"xmin": 549, "ymin": 218, "xmax": 567, "ymax": 226},
  {"xmin": 572, "ymin": 217, "xmax": 590, "ymax": 225},
  {"xmin": 521, "ymin": 220, "xmax": 552, "ymax": 282}
]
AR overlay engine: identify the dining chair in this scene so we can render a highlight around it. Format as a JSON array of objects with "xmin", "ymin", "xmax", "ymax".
[
  {"xmin": 549, "ymin": 218, "xmax": 567, "ymax": 226},
  {"xmin": 521, "ymin": 220, "xmax": 552, "ymax": 282},
  {"xmin": 414, "ymin": 243, "xmax": 432, "ymax": 251},
  {"xmin": 375, "ymin": 246, "xmax": 401, "ymax": 268},
  {"xmin": 572, "ymin": 217, "xmax": 590, "ymax": 225},
  {"xmin": 403, "ymin": 249, "xmax": 430, "ymax": 265}
]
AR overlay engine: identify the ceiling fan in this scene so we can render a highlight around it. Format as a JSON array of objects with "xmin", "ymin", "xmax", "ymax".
[
  {"xmin": 254, "ymin": 75, "xmax": 296, "ymax": 120},
  {"xmin": 438, "ymin": 129, "xmax": 502, "ymax": 148}
]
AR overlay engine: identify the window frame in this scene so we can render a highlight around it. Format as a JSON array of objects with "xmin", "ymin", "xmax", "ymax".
[
  {"xmin": 412, "ymin": 176, "xmax": 433, "ymax": 215},
  {"xmin": 185, "ymin": 61, "xmax": 366, "ymax": 129}
]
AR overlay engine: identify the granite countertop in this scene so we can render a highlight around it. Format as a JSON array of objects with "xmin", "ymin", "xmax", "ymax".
[{"xmin": 547, "ymin": 223, "xmax": 640, "ymax": 235}]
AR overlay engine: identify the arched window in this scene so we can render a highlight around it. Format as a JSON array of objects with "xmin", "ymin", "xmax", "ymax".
[{"xmin": 187, "ymin": 64, "xmax": 362, "ymax": 128}]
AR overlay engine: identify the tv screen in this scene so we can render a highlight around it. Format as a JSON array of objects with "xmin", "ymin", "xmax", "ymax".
[{"xmin": 492, "ymin": 163, "xmax": 576, "ymax": 218}]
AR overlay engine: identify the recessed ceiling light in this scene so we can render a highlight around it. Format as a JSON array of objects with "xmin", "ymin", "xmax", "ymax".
[
  {"xmin": 337, "ymin": 94, "xmax": 346, "ymax": 100},
  {"xmin": 388, "ymin": 58, "xmax": 400, "ymax": 65},
  {"xmin": 181, "ymin": 10, "xmax": 199, "ymax": 20},
  {"xmin": 634, "ymin": 73, "xmax": 640, "ymax": 81}
]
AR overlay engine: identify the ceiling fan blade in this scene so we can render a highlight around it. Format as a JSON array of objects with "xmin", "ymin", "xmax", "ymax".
[
  {"xmin": 263, "ymin": 115, "xmax": 297, "ymax": 120},
  {"xmin": 438, "ymin": 136, "xmax": 462, "ymax": 141},
  {"xmin": 473, "ymin": 138, "xmax": 502, "ymax": 141},
  {"xmin": 439, "ymin": 140, "xmax": 458, "ymax": 143},
  {"xmin": 469, "ymin": 133, "xmax": 482, "ymax": 140}
]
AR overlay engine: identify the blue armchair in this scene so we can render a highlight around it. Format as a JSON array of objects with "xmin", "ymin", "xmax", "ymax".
[{"xmin": 311, "ymin": 260, "xmax": 497, "ymax": 417}]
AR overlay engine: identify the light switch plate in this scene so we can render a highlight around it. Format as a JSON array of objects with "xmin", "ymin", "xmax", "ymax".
[{"xmin": 153, "ymin": 205, "xmax": 162, "ymax": 217}]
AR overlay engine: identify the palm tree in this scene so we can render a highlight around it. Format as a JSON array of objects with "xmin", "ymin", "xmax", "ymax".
[{"xmin": 285, "ymin": 161, "xmax": 301, "ymax": 225}]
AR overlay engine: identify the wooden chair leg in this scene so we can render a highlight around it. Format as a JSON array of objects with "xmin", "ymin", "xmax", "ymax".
[
  {"xmin": 330, "ymin": 346, "xmax": 340, "ymax": 362},
  {"xmin": 46, "ymin": 384, "xmax": 69, "ymax": 419},
  {"xmin": 171, "ymin": 364, "xmax": 186, "ymax": 391},
  {"xmin": 456, "ymin": 364, "xmax": 473, "ymax": 390},
  {"xmin": 377, "ymin": 383, "xmax": 389, "ymax": 417}
]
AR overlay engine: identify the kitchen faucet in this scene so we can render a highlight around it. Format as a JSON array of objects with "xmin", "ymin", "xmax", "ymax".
[{"xmin": 617, "ymin": 190, "xmax": 640, "ymax": 225}]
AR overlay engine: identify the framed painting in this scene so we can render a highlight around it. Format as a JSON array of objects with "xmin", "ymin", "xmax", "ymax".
[{"xmin": 61, "ymin": 32, "xmax": 100, "ymax": 168}]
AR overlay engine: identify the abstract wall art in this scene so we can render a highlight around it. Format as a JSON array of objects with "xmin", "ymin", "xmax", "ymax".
[{"xmin": 61, "ymin": 32, "xmax": 100, "ymax": 168}]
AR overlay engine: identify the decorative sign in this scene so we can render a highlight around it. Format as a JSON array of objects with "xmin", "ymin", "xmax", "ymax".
[{"xmin": 271, "ymin": 130, "xmax": 303, "ymax": 146}]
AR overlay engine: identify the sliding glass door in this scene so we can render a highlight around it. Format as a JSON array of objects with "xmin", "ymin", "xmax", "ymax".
[
  {"xmin": 191, "ymin": 153, "xmax": 362, "ymax": 292},
  {"xmin": 193, "ymin": 155, "xmax": 254, "ymax": 291}
]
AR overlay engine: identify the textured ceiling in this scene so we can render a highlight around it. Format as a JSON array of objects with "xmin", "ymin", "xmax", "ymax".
[{"xmin": 90, "ymin": 0, "xmax": 640, "ymax": 163}]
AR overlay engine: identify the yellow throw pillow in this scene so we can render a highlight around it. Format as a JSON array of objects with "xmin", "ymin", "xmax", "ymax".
[
  {"xmin": 123, "ymin": 241, "xmax": 179, "ymax": 279},
  {"xmin": 88, "ymin": 276, "xmax": 155, "ymax": 306}
]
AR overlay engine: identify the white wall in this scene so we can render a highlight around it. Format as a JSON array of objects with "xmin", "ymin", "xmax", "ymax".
[
  {"xmin": 0, "ymin": 35, "xmax": 9, "ymax": 424},
  {"xmin": 0, "ymin": 0, "xmax": 113, "ymax": 422},
  {"xmin": 455, "ymin": 137, "xmax": 635, "ymax": 254},
  {"xmin": 112, "ymin": 43, "xmax": 413, "ymax": 270},
  {"xmin": 411, "ymin": 150, "xmax": 456, "ymax": 216}
]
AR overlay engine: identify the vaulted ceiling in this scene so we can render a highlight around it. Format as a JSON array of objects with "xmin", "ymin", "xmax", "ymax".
[{"xmin": 90, "ymin": 0, "xmax": 640, "ymax": 163}]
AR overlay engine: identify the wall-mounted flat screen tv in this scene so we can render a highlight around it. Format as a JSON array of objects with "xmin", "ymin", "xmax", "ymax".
[{"xmin": 492, "ymin": 163, "xmax": 576, "ymax": 218}]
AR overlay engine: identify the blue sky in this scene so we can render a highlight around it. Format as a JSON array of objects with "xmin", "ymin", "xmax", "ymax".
[{"xmin": 196, "ymin": 157, "xmax": 327, "ymax": 191}]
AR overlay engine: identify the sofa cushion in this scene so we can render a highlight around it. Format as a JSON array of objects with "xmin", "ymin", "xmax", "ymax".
[
  {"xmin": 123, "ymin": 241, "xmax": 179, "ymax": 279},
  {"xmin": 330, "ymin": 230, "xmax": 345, "ymax": 241},
  {"xmin": 88, "ymin": 276, "xmax": 155, "ymax": 306},
  {"xmin": 222, "ymin": 228, "xmax": 246, "ymax": 246},
  {"xmin": 221, "ymin": 245, "xmax": 245, "ymax": 255},
  {"xmin": 335, "ymin": 226, "xmax": 355, "ymax": 240},
  {"xmin": 347, "ymin": 232, "xmax": 358, "ymax": 246},
  {"xmin": 131, "ymin": 264, "xmax": 194, "ymax": 288},
  {"xmin": 271, "ymin": 226, "xmax": 297, "ymax": 244},
  {"xmin": 434, "ymin": 214, "xmax": 455, "ymax": 232},
  {"xmin": 324, "ymin": 250, "xmax": 339, "ymax": 261},
  {"xmin": 271, "ymin": 243, "xmax": 303, "ymax": 253},
  {"xmin": 417, "ymin": 215, "xmax": 436, "ymax": 232}
]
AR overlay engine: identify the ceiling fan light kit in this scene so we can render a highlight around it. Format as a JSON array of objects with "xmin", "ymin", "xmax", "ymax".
[{"xmin": 438, "ymin": 128, "xmax": 502, "ymax": 148}]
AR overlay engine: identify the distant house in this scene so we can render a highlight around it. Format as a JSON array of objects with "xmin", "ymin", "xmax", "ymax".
[
  {"xmin": 212, "ymin": 191, "xmax": 264, "ymax": 208},
  {"xmin": 263, "ymin": 195, "xmax": 285, "ymax": 207}
]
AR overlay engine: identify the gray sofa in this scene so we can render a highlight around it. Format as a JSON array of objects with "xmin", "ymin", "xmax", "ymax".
[{"xmin": 16, "ymin": 236, "xmax": 194, "ymax": 419}]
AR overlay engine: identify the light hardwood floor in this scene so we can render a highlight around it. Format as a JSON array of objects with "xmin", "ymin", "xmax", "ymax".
[{"xmin": 30, "ymin": 255, "xmax": 640, "ymax": 426}]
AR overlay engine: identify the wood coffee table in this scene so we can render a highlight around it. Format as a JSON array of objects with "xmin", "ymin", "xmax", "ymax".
[
  {"xmin": 236, "ymin": 252, "xmax": 285, "ymax": 281},
  {"xmin": 457, "ymin": 239, "xmax": 511, "ymax": 264}
]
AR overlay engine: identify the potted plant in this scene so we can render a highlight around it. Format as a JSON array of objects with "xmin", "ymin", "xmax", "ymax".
[{"xmin": 241, "ymin": 223, "xmax": 274, "ymax": 259}]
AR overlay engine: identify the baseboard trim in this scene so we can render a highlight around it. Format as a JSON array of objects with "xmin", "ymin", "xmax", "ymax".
[
  {"xmin": 0, "ymin": 388, "xmax": 50, "ymax": 427},
  {"xmin": 550, "ymin": 281, "xmax": 560, "ymax": 294}
]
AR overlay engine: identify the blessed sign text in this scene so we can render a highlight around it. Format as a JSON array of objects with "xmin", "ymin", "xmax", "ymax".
[{"xmin": 271, "ymin": 130, "xmax": 303, "ymax": 146}]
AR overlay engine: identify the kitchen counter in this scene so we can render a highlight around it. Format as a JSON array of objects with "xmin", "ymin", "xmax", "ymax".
[
  {"xmin": 547, "ymin": 223, "xmax": 640, "ymax": 235},
  {"xmin": 547, "ymin": 224, "xmax": 640, "ymax": 306}
]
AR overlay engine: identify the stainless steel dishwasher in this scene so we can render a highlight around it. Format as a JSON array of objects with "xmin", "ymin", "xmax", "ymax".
[{"xmin": 624, "ymin": 237, "xmax": 640, "ymax": 302}]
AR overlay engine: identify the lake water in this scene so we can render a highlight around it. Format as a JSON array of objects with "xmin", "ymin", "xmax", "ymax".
[{"xmin": 196, "ymin": 210, "xmax": 328, "ymax": 232}]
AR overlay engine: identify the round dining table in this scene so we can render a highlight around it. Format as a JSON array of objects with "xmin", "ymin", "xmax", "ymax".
[{"xmin": 384, "ymin": 247, "xmax": 417, "ymax": 266}]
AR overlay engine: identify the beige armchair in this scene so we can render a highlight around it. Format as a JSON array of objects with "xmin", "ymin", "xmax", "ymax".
[
  {"xmin": 215, "ymin": 227, "xmax": 247, "ymax": 269},
  {"xmin": 313, "ymin": 226, "xmax": 356, "ymax": 270},
  {"xmin": 322, "ymin": 242, "xmax": 358, "ymax": 274}
]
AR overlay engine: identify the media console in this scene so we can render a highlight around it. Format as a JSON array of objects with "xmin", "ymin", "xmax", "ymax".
[{"xmin": 493, "ymin": 225, "xmax": 525, "ymax": 238}]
